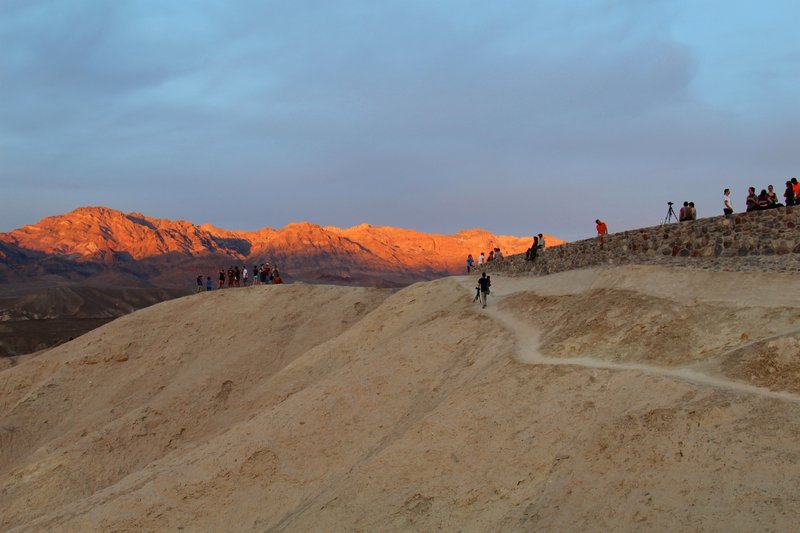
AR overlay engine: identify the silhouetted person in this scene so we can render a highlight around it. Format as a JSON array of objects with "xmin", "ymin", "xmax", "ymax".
[
  {"xmin": 477, "ymin": 272, "xmax": 491, "ymax": 308},
  {"xmin": 785, "ymin": 181, "xmax": 795, "ymax": 207}
]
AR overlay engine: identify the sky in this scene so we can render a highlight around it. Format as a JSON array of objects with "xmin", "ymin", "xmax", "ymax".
[{"xmin": 1, "ymin": 0, "xmax": 798, "ymax": 241}]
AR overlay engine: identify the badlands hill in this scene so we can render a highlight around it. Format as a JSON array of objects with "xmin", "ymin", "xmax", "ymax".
[
  {"xmin": 3, "ymin": 266, "xmax": 800, "ymax": 531},
  {"xmin": 0, "ymin": 206, "xmax": 556, "ymax": 288}
]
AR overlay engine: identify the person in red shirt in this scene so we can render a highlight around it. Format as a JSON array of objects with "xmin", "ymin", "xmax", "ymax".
[{"xmin": 595, "ymin": 219, "xmax": 608, "ymax": 247}]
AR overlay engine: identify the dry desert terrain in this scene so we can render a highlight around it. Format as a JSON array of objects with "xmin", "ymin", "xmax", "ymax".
[{"xmin": 2, "ymin": 265, "xmax": 800, "ymax": 531}]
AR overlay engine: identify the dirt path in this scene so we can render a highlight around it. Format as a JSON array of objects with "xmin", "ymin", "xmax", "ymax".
[{"xmin": 458, "ymin": 277, "xmax": 800, "ymax": 404}]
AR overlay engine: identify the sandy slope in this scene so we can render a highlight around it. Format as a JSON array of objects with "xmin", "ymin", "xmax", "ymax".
[{"xmin": 2, "ymin": 266, "xmax": 800, "ymax": 531}]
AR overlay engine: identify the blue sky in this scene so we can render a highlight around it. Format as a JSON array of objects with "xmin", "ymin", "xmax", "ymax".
[{"xmin": 1, "ymin": 0, "xmax": 798, "ymax": 240}]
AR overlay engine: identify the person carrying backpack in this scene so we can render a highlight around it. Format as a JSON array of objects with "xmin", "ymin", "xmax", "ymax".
[{"xmin": 477, "ymin": 272, "xmax": 491, "ymax": 308}]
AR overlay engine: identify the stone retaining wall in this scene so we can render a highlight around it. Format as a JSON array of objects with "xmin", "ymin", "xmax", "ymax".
[{"xmin": 489, "ymin": 207, "xmax": 800, "ymax": 276}]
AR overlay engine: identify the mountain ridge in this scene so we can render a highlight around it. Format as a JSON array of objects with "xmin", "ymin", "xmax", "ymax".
[{"xmin": 0, "ymin": 206, "xmax": 563, "ymax": 288}]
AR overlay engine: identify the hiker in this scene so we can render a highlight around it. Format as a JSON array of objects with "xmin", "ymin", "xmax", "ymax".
[
  {"xmin": 466, "ymin": 254, "xmax": 474, "ymax": 273},
  {"xmin": 227, "ymin": 266, "xmax": 235, "ymax": 287},
  {"xmin": 234, "ymin": 266, "xmax": 241, "ymax": 287},
  {"xmin": 477, "ymin": 272, "xmax": 491, "ymax": 308},
  {"xmin": 595, "ymin": 219, "xmax": 608, "ymax": 247},
  {"xmin": 206, "ymin": 276, "xmax": 213, "ymax": 291},
  {"xmin": 688, "ymin": 202, "xmax": 697, "ymax": 220},
  {"xmin": 537, "ymin": 233, "xmax": 546, "ymax": 253},
  {"xmin": 242, "ymin": 265, "xmax": 248, "ymax": 286},
  {"xmin": 253, "ymin": 265, "xmax": 260, "ymax": 285},
  {"xmin": 793, "ymin": 178, "xmax": 800, "ymax": 200},
  {"xmin": 488, "ymin": 250, "xmax": 495, "ymax": 263},
  {"xmin": 260, "ymin": 265, "xmax": 268, "ymax": 285},
  {"xmin": 478, "ymin": 252, "xmax": 485, "ymax": 267},
  {"xmin": 196, "ymin": 275, "xmax": 203, "ymax": 293},
  {"xmin": 723, "ymin": 189, "xmax": 733, "ymax": 215},
  {"xmin": 218, "ymin": 268, "xmax": 225, "ymax": 289},
  {"xmin": 495, "ymin": 248, "xmax": 503, "ymax": 260}
]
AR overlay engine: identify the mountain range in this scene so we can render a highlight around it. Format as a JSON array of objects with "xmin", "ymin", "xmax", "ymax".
[{"xmin": 0, "ymin": 206, "xmax": 562, "ymax": 288}]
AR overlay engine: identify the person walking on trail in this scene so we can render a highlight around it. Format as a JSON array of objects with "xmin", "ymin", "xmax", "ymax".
[
  {"xmin": 466, "ymin": 254, "xmax": 474, "ymax": 273},
  {"xmin": 478, "ymin": 252, "xmax": 485, "ymax": 267},
  {"xmin": 477, "ymin": 272, "xmax": 491, "ymax": 308},
  {"xmin": 595, "ymin": 219, "xmax": 608, "ymax": 247}
]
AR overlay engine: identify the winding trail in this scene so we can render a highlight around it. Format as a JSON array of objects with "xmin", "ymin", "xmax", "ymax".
[{"xmin": 459, "ymin": 278, "xmax": 800, "ymax": 404}]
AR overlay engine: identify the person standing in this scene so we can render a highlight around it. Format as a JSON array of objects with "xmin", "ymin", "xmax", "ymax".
[
  {"xmin": 595, "ymin": 219, "xmax": 608, "ymax": 247},
  {"xmin": 745, "ymin": 187, "xmax": 757, "ymax": 212},
  {"xmin": 196, "ymin": 275, "xmax": 203, "ymax": 293},
  {"xmin": 688, "ymin": 202, "xmax": 697, "ymax": 220},
  {"xmin": 477, "ymin": 272, "xmax": 491, "ymax": 308},
  {"xmin": 527, "ymin": 235, "xmax": 540, "ymax": 261},
  {"xmin": 466, "ymin": 254, "xmax": 474, "ymax": 273},
  {"xmin": 478, "ymin": 252, "xmax": 485, "ymax": 267},
  {"xmin": 242, "ymin": 265, "xmax": 248, "ymax": 287},
  {"xmin": 205, "ymin": 276, "xmax": 213, "ymax": 291},
  {"xmin": 784, "ymin": 181, "xmax": 795, "ymax": 207},
  {"xmin": 218, "ymin": 268, "xmax": 225, "ymax": 289},
  {"xmin": 723, "ymin": 189, "xmax": 733, "ymax": 215},
  {"xmin": 537, "ymin": 234, "xmax": 546, "ymax": 252}
]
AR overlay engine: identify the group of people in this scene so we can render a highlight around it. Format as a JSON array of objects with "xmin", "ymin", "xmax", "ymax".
[
  {"xmin": 196, "ymin": 263, "xmax": 283, "ymax": 292},
  {"xmin": 679, "ymin": 202, "xmax": 697, "ymax": 221},
  {"xmin": 466, "ymin": 248, "xmax": 504, "ymax": 273},
  {"xmin": 741, "ymin": 180, "xmax": 800, "ymax": 212}
]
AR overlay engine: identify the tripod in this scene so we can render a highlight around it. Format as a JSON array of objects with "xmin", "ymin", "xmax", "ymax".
[{"xmin": 663, "ymin": 202, "xmax": 678, "ymax": 224}]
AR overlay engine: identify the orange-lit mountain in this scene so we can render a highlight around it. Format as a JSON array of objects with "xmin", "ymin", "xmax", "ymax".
[{"xmin": 0, "ymin": 207, "xmax": 564, "ymax": 287}]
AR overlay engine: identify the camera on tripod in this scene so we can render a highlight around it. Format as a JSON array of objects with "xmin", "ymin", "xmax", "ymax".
[{"xmin": 663, "ymin": 201, "xmax": 678, "ymax": 223}]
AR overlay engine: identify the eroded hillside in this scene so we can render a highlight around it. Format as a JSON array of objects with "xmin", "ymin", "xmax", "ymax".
[{"xmin": 2, "ymin": 267, "xmax": 800, "ymax": 531}]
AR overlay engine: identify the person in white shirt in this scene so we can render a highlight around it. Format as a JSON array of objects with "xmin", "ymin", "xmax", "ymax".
[
  {"xmin": 723, "ymin": 189, "xmax": 733, "ymax": 215},
  {"xmin": 478, "ymin": 252, "xmax": 485, "ymax": 266}
]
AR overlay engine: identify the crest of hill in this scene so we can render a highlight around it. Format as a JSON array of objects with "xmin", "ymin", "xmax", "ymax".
[{"xmin": 3, "ymin": 266, "xmax": 800, "ymax": 530}]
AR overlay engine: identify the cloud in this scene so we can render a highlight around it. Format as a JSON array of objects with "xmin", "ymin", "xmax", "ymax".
[{"xmin": 1, "ymin": 1, "xmax": 798, "ymax": 240}]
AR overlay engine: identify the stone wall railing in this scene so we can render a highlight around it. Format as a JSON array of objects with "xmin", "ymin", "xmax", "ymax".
[{"xmin": 488, "ymin": 207, "xmax": 800, "ymax": 276}]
